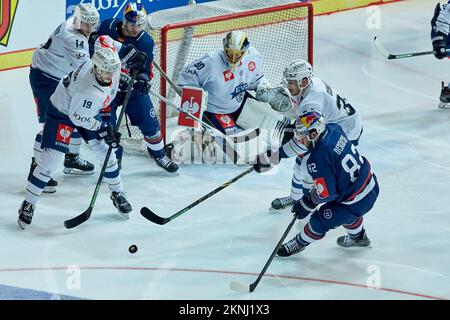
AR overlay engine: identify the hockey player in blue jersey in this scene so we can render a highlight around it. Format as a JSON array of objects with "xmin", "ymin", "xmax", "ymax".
[
  {"xmin": 95, "ymin": 2, "xmax": 178, "ymax": 173},
  {"xmin": 431, "ymin": 1, "xmax": 450, "ymax": 108},
  {"xmin": 255, "ymin": 110, "xmax": 379, "ymax": 256}
]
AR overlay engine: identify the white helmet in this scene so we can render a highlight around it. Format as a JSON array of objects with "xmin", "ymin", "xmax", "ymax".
[
  {"xmin": 92, "ymin": 47, "xmax": 121, "ymax": 74},
  {"xmin": 94, "ymin": 35, "xmax": 116, "ymax": 53},
  {"xmin": 283, "ymin": 59, "xmax": 313, "ymax": 86},
  {"xmin": 73, "ymin": 3, "xmax": 100, "ymax": 32},
  {"xmin": 223, "ymin": 30, "xmax": 249, "ymax": 70}
]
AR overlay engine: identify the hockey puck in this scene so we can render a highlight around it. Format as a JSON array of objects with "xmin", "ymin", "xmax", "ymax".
[{"xmin": 128, "ymin": 245, "xmax": 138, "ymax": 254}]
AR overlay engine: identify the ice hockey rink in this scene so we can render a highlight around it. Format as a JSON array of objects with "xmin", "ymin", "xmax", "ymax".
[{"xmin": 1, "ymin": 0, "xmax": 450, "ymax": 300}]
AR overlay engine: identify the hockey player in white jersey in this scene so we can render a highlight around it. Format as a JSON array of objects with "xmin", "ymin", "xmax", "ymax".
[
  {"xmin": 29, "ymin": 3, "xmax": 100, "ymax": 191},
  {"xmin": 18, "ymin": 47, "xmax": 135, "ymax": 230},
  {"xmin": 431, "ymin": 1, "xmax": 450, "ymax": 108},
  {"xmin": 177, "ymin": 30, "xmax": 272, "ymax": 135},
  {"xmin": 253, "ymin": 59, "xmax": 363, "ymax": 210}
]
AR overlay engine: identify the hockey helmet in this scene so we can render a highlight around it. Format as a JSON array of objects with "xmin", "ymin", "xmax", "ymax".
[
  {"xmin": 73, "ymin": 3, "xmax": 100, "ymax": 35},
  {"xmin": 92, "ymin": 47, "xmax": 121, "ymax": 83},
  {"xmin": 223, "ymin": 30, "xmax": 249, "ymax": 70},
  {"xmin": 283, "ymin": 59, "xmax": 313, "ymax": 89},
  {"xmin": 294, "ymin": 109, "xmax": 325, "ymax": 148}
]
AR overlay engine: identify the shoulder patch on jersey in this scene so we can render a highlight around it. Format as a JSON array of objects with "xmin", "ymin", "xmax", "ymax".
[
  {"xmin": 248, "ymin": 61, "xmax": 256, "ymax": 72},
  {"xmin": 313, "ymin": 177, "xmax": 330, "ymax": 199}
]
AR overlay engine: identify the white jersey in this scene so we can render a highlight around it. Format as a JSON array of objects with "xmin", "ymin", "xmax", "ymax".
[
  {"xmin": 32, "ymin": 17, "xmax": 91, "ymax": 80},
  {"xmin": 281, "ymin": 77, "xmax": 363, "ymax": 158},
  {"xmin": 177, "ymin": 46, "xmax": 270, "ymax": 114},
  {"xmin": 50, "ymin": 61, "xmax": 120, "ymax": 131},
  {"xmin": 291, "ymin": 77, "xmax": 362, "ymax": 140}
]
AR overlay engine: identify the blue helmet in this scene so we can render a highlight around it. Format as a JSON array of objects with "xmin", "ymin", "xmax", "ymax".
[{"xmin": 124, "ymin": 2, "xmax": 147, "ymax": 26}]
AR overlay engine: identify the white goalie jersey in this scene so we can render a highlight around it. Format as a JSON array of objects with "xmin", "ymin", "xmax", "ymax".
[
  {"xmin": 32, "ymin": 17, "xmax": 91, "ymax": 80},
  {"xmin": 177, "ymin": 46, "xmax": 270, "ymax": 114},
  {"xmin": 50, "ymin": 61, "xmax": 120, "ymax": 131}
]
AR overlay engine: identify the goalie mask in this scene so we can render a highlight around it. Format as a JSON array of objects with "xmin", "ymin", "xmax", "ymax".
[
  {"xmin": 92, "ymin": 47, "xmax": 121, "ymax": 85},
  {"xmin": 294, "ymin": 110, "xmax": 325, "ymax": 149},
  {"xmin": 283, "ymin": 59, "xmax": 313, "ymax": 95},
  {"xmin": 223, "ymin": 30, "xmax": 249, "ymax": 70},
  {"xmin": 73, "ymin": 3, "xmax": 100, "ymax": 37},
  {"xmin": 123, "ymin": 2, "xmax": 147, "ymax": 37}
]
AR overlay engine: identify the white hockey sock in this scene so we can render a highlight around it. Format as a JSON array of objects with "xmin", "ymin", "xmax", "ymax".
[
  {"xmin": 33, "ymin": 131, "xmax": 43, "ymax": 163},
  {"xmin": 25, "ymin": 148, "xmax": 62, "ymax": 204},
  {"xmin": 68, "ymin": 129, "xmax": 82, "ymax": 155}
]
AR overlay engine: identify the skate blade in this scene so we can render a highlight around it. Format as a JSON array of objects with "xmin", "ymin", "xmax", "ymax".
[
  {"xmin": 63, "ymin": 168, "xmax": 94, "ymax": 175},
  {"xmin": 116, "ymin": 209, "xmax": 130, "ymax": 220},
  {"xmin": 17, "ymin": 219, "xmax": 28, "ymax": 230},
  {"xmin": 43, "ymin": 186, "xmax": 56, "ymax": 194},
  {"xmin": 268, "ymin": 206, "xmax": 292, "ymax": 212}
]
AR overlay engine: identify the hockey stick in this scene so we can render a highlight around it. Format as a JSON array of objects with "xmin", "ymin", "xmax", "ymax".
[
  {"xmin": 64, "ymin": 69, "xmax": 138, "ymax": 229},
  {"xmin": 153, "ymin": 60, "xmax": 181, "ymax": 96},
  {"xmin": 140, "ymin": 166, "xmax": 254, "ymax": 225},
  {"xmin": 373, "ymin": 36, "xmax": 450, "ymax": 60},
  {"xmin": 229, "ymin": 213, "xmax": 298, "ymax": 293}
]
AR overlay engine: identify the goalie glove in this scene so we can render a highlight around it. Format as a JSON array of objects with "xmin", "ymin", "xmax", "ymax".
[{"xmin": 255, "ymin": 85, "xmax": 293, "ymax": 112}]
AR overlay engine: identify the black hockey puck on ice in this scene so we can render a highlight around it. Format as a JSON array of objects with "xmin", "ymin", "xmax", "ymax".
[{"xmin": 128, "ymin": 245, "xmax": 138, "ymax": 254}]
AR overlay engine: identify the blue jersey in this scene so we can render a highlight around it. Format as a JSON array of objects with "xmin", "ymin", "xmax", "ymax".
[
  {"xmin": 306, "ymin": 124, "xmax": 375, "ymax": 205},
  {"xmin": 431, "ymin": 1, "xmax": 450, "ymax": 46},
  {"xmin": 97, "ymin": 19, "xmax": 154, "ymax": 76}
]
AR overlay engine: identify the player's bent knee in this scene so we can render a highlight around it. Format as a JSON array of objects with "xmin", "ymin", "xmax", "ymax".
[{"xmin": 39, "ymin": 148, "xmax": 64, "ymax": 175}]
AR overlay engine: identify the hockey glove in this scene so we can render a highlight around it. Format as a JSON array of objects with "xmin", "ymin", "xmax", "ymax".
[
  {"xmin": 292, "ymin": 194, "xmax": 316, "ymax": 220},
  {"xmin": 126, "ymin": 48, "xmax": 147, "ymax": 72},
  {"xmin": 256, "ymin": 85, "xmax": 293, "ymax": 112},
  {"xmin": 119, "ymin": 72, "xmax": 132, "ymax": 92},
  {"xmin": 97, "ymin": 123, "xmax": 121, "ymax": 148},
  {"xmin": 253, "ymin": 150, "xmax": 280, "ymax": 173},
  {"xmin": 432, "ymin": 31, "xmax": 447, "ymax": 59},
  {"xmin": 133, "ymin": 73, "xmax": 152, "ymax": 95}
]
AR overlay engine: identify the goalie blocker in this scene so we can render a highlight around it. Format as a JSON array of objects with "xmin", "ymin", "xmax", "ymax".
[{"xmin": 170, "ymin": 87, "xmax": 291, "ymax": 164}]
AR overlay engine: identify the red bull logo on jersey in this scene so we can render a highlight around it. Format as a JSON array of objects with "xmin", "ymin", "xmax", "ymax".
[
  {"xmin": 0, "ymin": 0, "xmax": 19, "ymax": 47},
  {"xmin": 56, "ymin": 124, "xmax": 74, "ymax": 145}
]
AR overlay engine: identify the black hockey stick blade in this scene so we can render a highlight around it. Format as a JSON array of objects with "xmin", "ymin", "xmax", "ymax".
[
  {"xmin": 140, "ymin": 207, "xmax": 169, "ymax": 225},
  {"xmin": 64, "ymin": 207, "xmax": 92, "ymax": 229}
]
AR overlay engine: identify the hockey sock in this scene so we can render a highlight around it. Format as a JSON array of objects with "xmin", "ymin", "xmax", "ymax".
[
  {"xmin": 33, "ymin": 132, "xmax": 43, "ymax": 163},
  {"xmin": 144, "ymin": 132, "xmax": 165, "ymax": 158},
  {"xmin": 68, "ymin": 129, "xmax": 82, "ymax": 155},
  {"xmin": 343, "ymin": 217, "xmax": 364, "ymax": 238}
]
